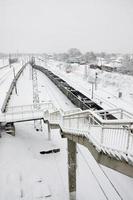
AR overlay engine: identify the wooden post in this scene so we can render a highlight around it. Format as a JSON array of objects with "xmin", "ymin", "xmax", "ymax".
[{"xmin": 68, "ymin": 139, "xmax": 76, "ymax": 200}]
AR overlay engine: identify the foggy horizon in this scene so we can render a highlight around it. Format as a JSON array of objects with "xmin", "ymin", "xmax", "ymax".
[{"xmin": 0, "ymin": 0, "xmax": 133, "ymax": 54}]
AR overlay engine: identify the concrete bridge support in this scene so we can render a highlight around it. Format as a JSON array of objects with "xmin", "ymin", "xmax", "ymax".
[
  {"xmin": 47, "ymin": 122, "xmax": 51, "ymax": 140},
  {"xmin": 5, "ymin": 123, "xmax": 15, "ymax": 136},
  {"xmin": 68, "ymin": 139, "xmax": 77, "ymax": 200}
]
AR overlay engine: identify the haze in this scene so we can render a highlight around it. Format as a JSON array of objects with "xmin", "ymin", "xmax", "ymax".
[{"xmin": 0, "ymin": 0, "xmax": 133, "ymax": 54}]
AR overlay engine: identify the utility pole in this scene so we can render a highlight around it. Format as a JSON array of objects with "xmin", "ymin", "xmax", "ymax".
[
  {"xmin": 91, "ymin": 82, "xmax": 94, "ymax": 99},
  {"xmin": 95, "ymin": 72, "xmax": 98, "ymax": 90},
  {"xmin": 9, "ymin": 54, "xmax": 11, "ymax": 68},
  {"xmin": 13, "ymin": 67, "xmax": 17, "ymax": 95},
  {"xmin": 83, "ymin": 65, "xmax": 88, "ymax": 80}
]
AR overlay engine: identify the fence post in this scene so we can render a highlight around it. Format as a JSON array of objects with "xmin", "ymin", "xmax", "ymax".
[
  {"xmin": 69, "ymin": 117, "xmax": 71, "ymax": 129},
  {"xmin": 88, "ymin": 115, "xmax": 91, "ymax": 128},
  {"xmin": 100, "ymin": 127, "xmax": 104, "ymax": 146},
  {"xmin": 104, "ymin": 112, "xmax": 106, "ymax": 120},
  {"xmin": 126, "ymin": 125, "xmax": 131, "ymax": 155},
  {"xmin": 120, "ymin": 109, "xmax": 123, "ymax": 119},
  {"xmin": 77, "ymin": 116, "xmax": 79, "ymax": 129}
]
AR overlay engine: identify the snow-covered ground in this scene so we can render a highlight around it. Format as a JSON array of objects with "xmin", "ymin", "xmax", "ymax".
[
  {"xmin": 37, "ymin": 70, "xmax": 75, "ymax": 111},
  {"xmin": 0, "ymin": 61, "xmax": 133, "ymax": 200},
  {"xmin": 0, "ymin": 121, "xmax": 69, "ymax": 200},
  {"xmin": 0, "ymin": 58, "xmax": 9, "ymax": 68},
  {"xmin": 37, "ymin": 58, "xmax": 133, "ymax": 113},
  {"xmin": 0, "ymin": 61, "xmax": 27, "ymax": 114},
  {"xmin": 8, "ymin": 64, "xmax": 33, "ymax": 107}
]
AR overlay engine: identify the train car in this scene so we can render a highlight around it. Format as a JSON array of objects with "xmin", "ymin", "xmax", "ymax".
[
  {"xmin": 33, "ymin": 64, "xmax": 116, "ymax": 119},
  {"xmin": 101, "ymin": 65, "xmax": 115, "ymax": 72}
]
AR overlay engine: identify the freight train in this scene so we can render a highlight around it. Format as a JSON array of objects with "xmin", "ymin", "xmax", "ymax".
[
  {"xmin": 90, "ymin": 64, "xmax": 117, "ymax": 72},
  {"xmin": 33, "ymin": 64, "xmax": 116, "ymax": 120}
]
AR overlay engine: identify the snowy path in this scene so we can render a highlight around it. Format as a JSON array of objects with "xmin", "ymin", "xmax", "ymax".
[{"xmin": 0, "ymin": 64, "xmax": 133, "ymax": 200}]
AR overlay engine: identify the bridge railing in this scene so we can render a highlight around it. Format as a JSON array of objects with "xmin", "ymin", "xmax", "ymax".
[
  {"xmin": 95, "ymin": 108, "xmax": 133, "ymax": 120},
  {"xmin": 6, "ymin": 102, "xmax": 56, "ymax": 114},
  {"xmin": 101, "ymin": 125, "xmax": 133, "ymax": 157},
  {"xmin": 1, "ymin": 102, "xmax": 133, "ymax": 159},
  {"xmin": 44, "ymin": 108, "xmax": 133, "ymax": 158},
  {"xmin": 0, "ymin": 102, "xmax": 55, "ymax": 122},
  {"xmin": 1, "ymin": 109, "xmax": 44, "ymax": 123}
]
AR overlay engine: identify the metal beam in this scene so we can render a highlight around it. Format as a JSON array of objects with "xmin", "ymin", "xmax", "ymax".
[{"xmin": 63, "ymin": 132, "xmax": 133, "ymax": 178}]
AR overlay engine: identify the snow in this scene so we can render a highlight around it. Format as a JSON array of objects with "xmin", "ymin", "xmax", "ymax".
[
  {"xmin": 37, "ymin": 58, "xmax": 133, "ymax": 113},
  {"xmin": 8, "ymin": 64, "xmax": 33, "ymax": 107},
  {"xmin": 0, "ymin": 60, "xmax": 133, "ymax": 200},
  {"xmin": 0, "ymin": 61, "xmax": 26, "ymax": 114},
  {"xmin": 0, "ymin": 58, "xmax": 9, "ymax": 68},
  {"xmin": 0, "ymin": 122, "xmax": 69, "ymax": 200},
  {"xmin": 37, "ymin": 70, "xmax": 75, "ymax": 111}
]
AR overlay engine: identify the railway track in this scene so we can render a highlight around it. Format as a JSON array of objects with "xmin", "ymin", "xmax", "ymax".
[
  {"xmin": 33, "ymin": 64, "xmax": 117, "ymax": 120},
  {"xmin": 51, "ymin": 68, "xmax": 118, "ymax": 109},
  {"xmin": 38, "ymin": 58, "xmax": 118, "ymax": 109},
  {"xmin": 0, "ymin": 70, "xmax": 11, "ymax": 86}
]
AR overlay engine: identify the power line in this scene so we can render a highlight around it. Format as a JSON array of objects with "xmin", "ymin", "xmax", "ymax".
[
  {"xmin": 98, "ymin": 164, "xmax": 124, "ymax": 200},
  {"xmin": 52, "ymin": 145, "xmax": 68, "ymax": 199},
  {"xmin": 77, "ymin": 146, "xmax": 109, "ymax": 200},
  {"xmin": 78, "ymin": 146, "xmax": 124, "ymax": 200}
]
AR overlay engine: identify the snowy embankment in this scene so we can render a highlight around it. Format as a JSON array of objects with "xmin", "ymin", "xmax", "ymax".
[
  {"xmin": 0, "ymin": 58, "xmax": 9, "ymax": 69},
  {"xmin": 0, "ymin": 62, "xmax": 133, "ymax": 200},
  {"xmin": 37, "ymin": 58, "xmax": 133, "ymax": 113},
  {"xmin": 7, "ymin": 64, "xmax": 33, "ymax": 107},
  {"xmin": 0, "ymin": 61, "xmax": 26, "ymax": 114}
]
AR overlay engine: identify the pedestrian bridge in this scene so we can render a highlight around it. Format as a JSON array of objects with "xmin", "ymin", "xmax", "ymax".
[
  {"xmin": 0, "ymin": 102, "xmax": 55, "ymax": 123},
  {"xmin": 0, "ymin": 102, "xmax": 133, "ymax": 177}
]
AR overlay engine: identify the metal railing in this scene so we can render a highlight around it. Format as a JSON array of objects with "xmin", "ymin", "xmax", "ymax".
[
  {"xmin": 43, "ymin": 107, "xmax": 133, "ymax": 160},
  {"xmin": 0, "ymin": 102, "xmax": 56, "ymax": 123},
  {"xmin": 0, "ymin": 102, "xmax": 133, "ymax": 162},
  {"xmin": 95, "ymin": 108, "xmax": 133, "ymax": 120},
  {"xmin": 0, "ymin": 109, "xmax": 44, "ymax": 123},
  {"xmin": 6, "ymin": 101, "xmax": 56, "ymax": 113}
]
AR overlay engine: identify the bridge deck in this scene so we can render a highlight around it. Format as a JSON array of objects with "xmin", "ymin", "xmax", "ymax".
[{"xmin": 1, "ymin": 102, "xmax": 133, "ymax": 177}]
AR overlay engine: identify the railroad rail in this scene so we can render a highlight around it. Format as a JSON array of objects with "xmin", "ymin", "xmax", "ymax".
[
  {"xmin": 30, "ymin": 63, "xmax": 133, "ymax": 177},
  {"xmin": 33, "ymin": 64, "xmax": 117, "ymax": 120},
  {"xmin": 0, "ymin": 62, "xmax": 133, "ymax": 178}
]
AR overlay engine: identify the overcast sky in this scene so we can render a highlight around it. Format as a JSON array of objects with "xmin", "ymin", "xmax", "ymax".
[{"xmin": 0, "ymin": 0, "xmax": 133, "ymax": 54}]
